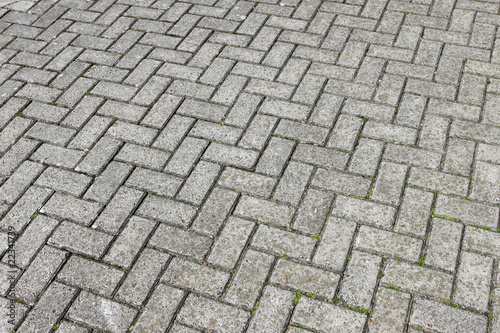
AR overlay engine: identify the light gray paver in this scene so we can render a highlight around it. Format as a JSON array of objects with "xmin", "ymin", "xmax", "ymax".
[
  {"xmin": 410, "ymin": 298, "xmax": 488, "ymax": 333},
  {"xmin": 247, "ymin": 285, "xmax": 295, "ymax": 333},
  {"xmin": 292, "ymin": 297, "xmax": 366, "ymax": 332},
  {"xmin": 339, "ymin": 250, "xmax": 382, "ymax": 308},
  {"xmin": 369, "ymin": 288, "xmax": 411, "ymax": 333},
  {"xmin": 162, "ymin": 257, "xmax": 230, "ymax": 297}
]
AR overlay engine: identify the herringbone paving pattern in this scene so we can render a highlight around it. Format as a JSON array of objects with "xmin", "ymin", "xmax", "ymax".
[{"xmin": 0, "ymin": 0, "xmax": 499, "ymax": 331}]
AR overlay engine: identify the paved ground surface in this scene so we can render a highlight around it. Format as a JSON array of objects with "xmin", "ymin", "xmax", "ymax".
[{"xmin": 0, "ymin": 0, "xmax": 499, "ymax": 332}]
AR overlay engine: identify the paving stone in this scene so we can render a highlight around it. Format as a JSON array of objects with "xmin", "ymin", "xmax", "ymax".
[
  {"xmin": 471, "ymin": 161, "xmax": 500, "ymax": 204},
  {"xmin": 418, "ymin": 115, "xmax": 450, "ymax": 152},
  {"xmin": 132, "ymin": 285, "xmax": 185, "ymax": 333},
  {"xmin": 141, "ymin": 94, "xmax": 183, "ymax": 129},
  {"xmin": 93, "ymin": 186, "xmax": 144, "ymax": 234},
  {"xmin": 271, "ymin": 259, "xmax": 340, "ymax": 298},
  {"xmin": 234, "ymin": 195, "xmax": 295, "ymax": 227},
  {"xmin": 247, "ymin": 285, "xmax": 295, "ymax": 333},
  {"xmin": 177, "ymin": 294, "xmax": 250, "ymax": 332},
  {"xmin": 369, "ymin": 288, "xmax": 411, "ymax": 333},
  {"xmin": 312, "ymin": 169, "xmax": 371, "ymax": 197},
  {"xmin": 97, "ymin": 100, "xmax": 147, "ymax": 123},
  {"xmin": 224, "ymin": 249, "xmax": 273, "ymax": 308},
  {"xmin": 426, "ymin": 218, "xmax": 463, "ymax": 272},
  {"xmin": 208, "ymin": 217, "xmax": 254, "ymax": 269},
  {"xmin": 355, "ymin": 225, "xmax": 422, "ymax": 261},
  {"xmin": 292, "ymin": 297, "xmax": 366, "ymax": 332},
  {"xmin": 327, "ymin": 114, "xmax": 363, "ymax": 151},
  {"xmin": 68, "ymin": 115, "xmax": 113, "ymax": 151},
  {"xmin": 50, "ymin": 321, "xmax": 89, "ymax": 333},
  {"xmin": 339, "ymin": 250, "xmax": 381, "ymax": 308},
  {"xmin": 293, "ymin": 144, "xmax": 349, "ymax": 171},
  {"xmin": 41, "ymin": 193, "xmax": 102, "ymax": 226},
  {"xmin": 162, "ymin": 257, "xmax": 230, "ymax": 297},
  {"xmin": 238, "ymin": 114, "xmax": 277, "ymax": 150},
  {"xmin": 116, "ymin": 248, "xmax": 170, "ymax": 306},
  {"xmin": 106, "ymin": 120, "xmax": 158, "ymax": 146},
  {"xmin": 150, "ymin": 222, "xmax": 212, "ymax": 260},
  {"xmin": 454, "ymin": 251, "xmax": 493, "ymax": 312},
  {"xmin": 190, "ymin": 120, "xmax": 243, "ymax": 145},
  {"xmin": 83, "ymin": 162, "xmax": 133, "ymax": 204},
  {"xmin": 119, "ymin": 142, "xmax": 171, "ymax": 170},
  {"xmin": 9, "ymin": 214, "xmax": 58, "ymax": 269},
  {"xmin": 408, "ymin": 167, "xmax": 469, "ymax": 196},
  {"xmin": 313, "ymin": 217, "xmax": 356, "ymax": 271},
  {"xmin": 0, "ymin": 160, "xmax": 44, "ymax": 204},
  {"xmin": 371, "ymin": 162, "xmax": 408, "ymax": 205},
  {"xmin": 17, "ymin": 282, "xmax": 77, "ymax": 332},
  {"xmin": 67, "ymin": 291, "xmax": 136, "ymax": 332},
  {"xmin": 293, "ymin": 189, "xmax": 334, "ymax": 234},
  {"xmin": 177, "ymin": 161, "xmax": 221, "ymax": 205},
  {"xmin": 2, "ymin": 0, "xmax": 500, "ymax": 330},
  {"xmin": 1, "ymin": 186, "xmax": 52, "ymax": 232},
  {"xmin": 410, "ymin": 297, "xmax": 488, "ymax": 333},
  {"xmin": 252, "ymin": 224, "xmax": 316, "ymax": 260},
  {"xmin": 25, "ymin": 122, "xmax": 75, "ymax": 146},
  {"xmin": 165, "ymin": 137, "xmax": 208, "ymax": 176},
  {"xmin": 153, "ymin": 115, "xmax": 195, "ymax": 152},
  {"xmin": 218, "ymin": 167, "xmax": 276, "ymax": 197},
  {"xmin": 382, "ymin": 260, "xmax": 453, "ymax": 299},
  {"xmin": 256, "ymin": 137, "xmax": 295, "ymax": 177},
  {"xmin": 274, "ymin": 162, "xmax": 314, "ymax": 206},
  {"xmin": 137, "ymin": 195, "xmax": 197, "ymax": 227},
  {"xmin": 204, "ymin": 142, "xmax": 259, "ymax": 169},
  {"xmin": 333, "ymin": 196, "xmax": 396, "ymax": 228},
  {"xmin": 394, "ymin": 188, "xmax": 434, "ymax": 236},
  {"xmin": 16, "ymin": 245, "xmax": 67, "ymax": 305},
  {"xmin": 76, "ymin": 136, "xmax": 122, "ymax": 176},
  {"xmin": 363, "ymin": 121, "xmax": 417, "ymax": 145},
  {"xmin": 434, "ymin": 194, "xmax": 499, "ymax": 229},
  {"xmin": 104, "ymin": 216, "xmax": 156, "ymax": 268},
  {"xmin": 191, "ymin": 187, "xmax": 239, "ymax": 236},
  {"xmin": 259, "ymin": 98, "xmax": 311, "ymax": 121},
  {"xmin": 57, "ymin": 255, "xmax": 124, "ymax": 296},
  {"xmin": 49, "ymin": 221, "xmax": 112, "ymax": 258},
  {"xmin": 36, "ymin": 167, "xmax": 92, "ymax": 196},
  {"xmin": 348, "ymin": 138, "xmax": 385, "ymax": 177},
  {"xmin": 450, "ymin": 119, "xmax": 500, "ymax": 145},
  {"xmin": 126, "ymin": 168, "xmax": 182, "ymax": 197},
  {"xmin": 463, "ymin": 226, "xmax": 500, "ymax": 257},
  {"xmin": 275, "ymin": 119, "xmax": 329, "ymax": 145}
]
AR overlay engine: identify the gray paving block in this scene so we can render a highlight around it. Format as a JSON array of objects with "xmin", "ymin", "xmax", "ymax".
[
  {"xmin": 116, "ymin": 248, "xmax": 170, "ymax": 306},
  {"xmin": 177, "ymin": 294, "xmax": 250, "ymax": 332},
  {"xmin": 224, "ymin": 249, "xmax": 274, "ymax": 308},
  {"xmin": 16, "ymin": 246, "xmax": 67, "ymax": 305},
  {"xmin": 382, "ymin": 260, "xmax": 453, "ymax": 299},
  {"xmin": 49, "ymin": 221, "xmax": 112, "ymax": 258},
  {"xmin": 271, "ymin": 259, "xmax": 340, "ymax": 298},
  {"xmin": 339, "ymin": 250, "xmax": 381, "ymax": 308},
  {"xmin": 292, "ymin": 297, "xmax": 366, "ymax": 332},
  {"xmin": 234, "ymin": 195, "xmax": 295, "ymax": 227},
  {"xmin": 410, "ymin": 298, "xmax": 487, "ymax": 333},
  {"xmin": 57, "ymin": 255, "xmax": 124, "ymax": 296},
  {"xmin": 208, "ymin": 217, "xmax": 254, "ymax": 269},
  {"xmin": 104, "ymin": 216, "xmax": 156, "ymax": 268},
  {"xmin": 149, "ymin": 223, "xmax": 212, "ymax": 260},
  {"xmin": 162, "ymin": 257, "xmax": 230, "ymax": 297},
  {"xmin": 67, "ymin": 291, "xmax": 136, "ymax": 332},
  {"xmin": 252, "ymin": 224, "xmax": 316, "ymax": 260},
  {"xmin": 247, "ymin": 285, "xmax": 295, "ymax": 333}
]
